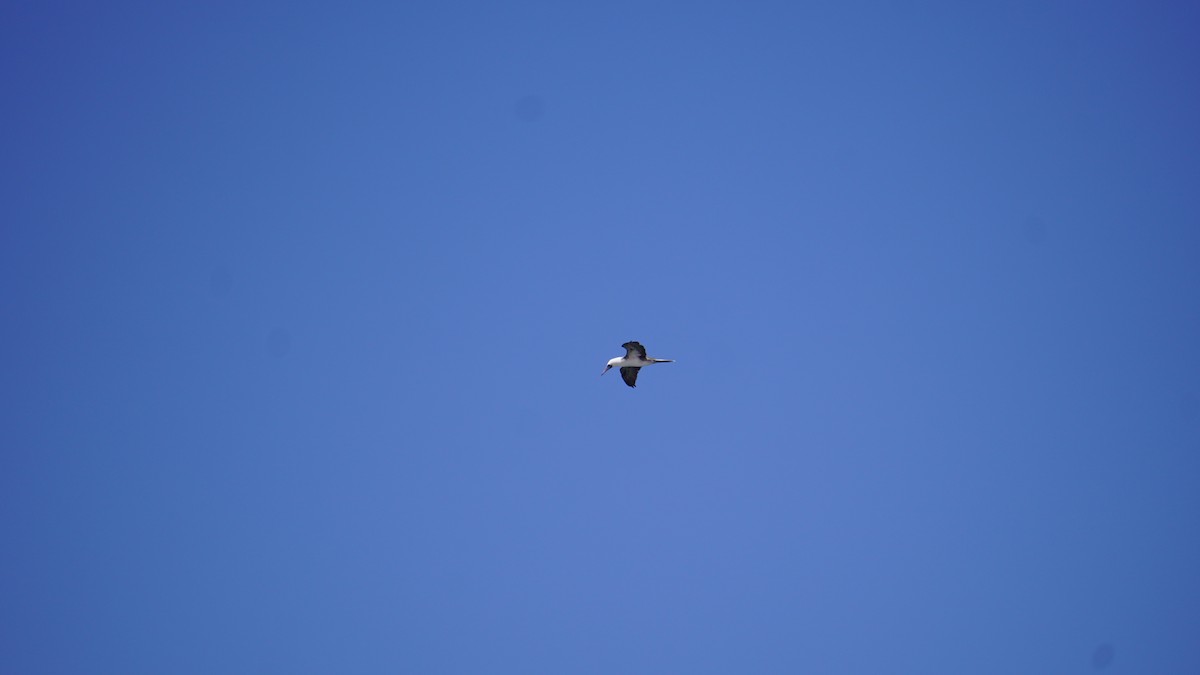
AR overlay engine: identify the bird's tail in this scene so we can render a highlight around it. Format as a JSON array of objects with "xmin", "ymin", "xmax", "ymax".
[{"xmin": 652, "ymin": 359, "xmax": 675, "ymax": 363}]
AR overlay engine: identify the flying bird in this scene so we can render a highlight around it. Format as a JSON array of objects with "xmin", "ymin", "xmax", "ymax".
[{"xmin": 602, "ymin": 341, "xmax": 674, "ymax": 388}]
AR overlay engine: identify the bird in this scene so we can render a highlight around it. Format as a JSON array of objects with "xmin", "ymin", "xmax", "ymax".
[{"xmin": 602, "ymin": 341, "xmax": 674, "ymax": 388}]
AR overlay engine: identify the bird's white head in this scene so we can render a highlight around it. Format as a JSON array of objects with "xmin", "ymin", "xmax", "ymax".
[{"xmin": 601, "ymin": 357, "xmax": 621, "ymax": 375}]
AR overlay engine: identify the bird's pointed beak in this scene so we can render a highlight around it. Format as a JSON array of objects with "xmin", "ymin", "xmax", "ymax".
[{"xmin": 601, "ymin": 365, "xmax": 611, "ymax": 376}]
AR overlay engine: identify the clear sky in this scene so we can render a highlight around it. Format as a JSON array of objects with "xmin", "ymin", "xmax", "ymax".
[{"xmin": 3, "ymin": 2, "xmax": 1198, "ymax": 673}]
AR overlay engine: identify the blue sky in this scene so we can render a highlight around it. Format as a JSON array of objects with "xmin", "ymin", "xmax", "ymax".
[{"xmin": 3, "ymin": 2, "xmax": 1199, "ymax": 673}]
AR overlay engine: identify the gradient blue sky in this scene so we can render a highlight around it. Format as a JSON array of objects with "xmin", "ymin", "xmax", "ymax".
[{"xmin": 3, "ymin": 2, "xmax": 1199, "ymax": 673}]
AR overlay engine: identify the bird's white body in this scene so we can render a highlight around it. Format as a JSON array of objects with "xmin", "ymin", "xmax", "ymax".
[
  {"xmin": 602, "ymin": 341, "xmax": 674, "ymax": 388},
  {"xmin": 606, "ymin": 355, "xmax": 655, "ymax": 369}
]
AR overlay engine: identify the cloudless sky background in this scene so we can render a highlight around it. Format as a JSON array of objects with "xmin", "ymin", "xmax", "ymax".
[{"xmin": 3, "ymin": 2, "xmax": 1199, "ymax": 673}]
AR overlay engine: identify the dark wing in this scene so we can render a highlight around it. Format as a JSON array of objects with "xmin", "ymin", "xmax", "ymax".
[
  {"xmin": 619, "ymin": 366, "xmax": 640, "ymax": 388},
  {"xmin": 622, "ymin": 341, "xmax": 647, "ymax": 360}
]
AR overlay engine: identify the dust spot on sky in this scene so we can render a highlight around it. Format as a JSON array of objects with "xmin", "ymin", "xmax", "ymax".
[
  {"xmin": 1091, "ymin": 642, "xmax": 1114, "ymax": 670},
  {"xmin": 515, "ymin": 94, "xmax": 545, "ymax": 122},
  {"xmin": 1022, "ymin": 216, "xmax": 1048, "ymax": 244},
  {"xmin": 266, "ymin": 328, "xmax": 291, "ymax": 358}
]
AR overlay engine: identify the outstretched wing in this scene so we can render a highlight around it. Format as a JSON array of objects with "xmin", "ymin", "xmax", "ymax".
[
  {"xmin": 622, "ymin": 341, "xmax": 647, "ymax": 360},
  {"xmin": 619, "ymin": 366, "xmax": 640, "ymax": 388}
]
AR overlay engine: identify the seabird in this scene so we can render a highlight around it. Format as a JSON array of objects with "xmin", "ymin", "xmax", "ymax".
[{"xmin": 602, "ymin": 341, "xmax": 674, "ymax": 388}]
